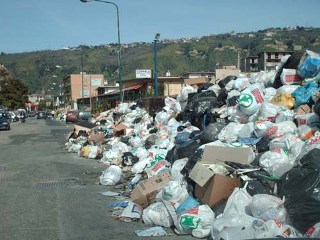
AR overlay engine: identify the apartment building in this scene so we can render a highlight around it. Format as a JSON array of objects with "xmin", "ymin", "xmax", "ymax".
[{"xmin": 63, "ymin": 74, "xmax": 104, "ymax": 109}]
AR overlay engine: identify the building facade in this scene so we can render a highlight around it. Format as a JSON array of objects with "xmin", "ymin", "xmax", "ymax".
[
  {"xmin": 258, "ymin": 51, "xmax": 293, "ymax": 71},
  {"xmin": 63, "ymin": 74, "xmax": 104, "ymax": 110}
]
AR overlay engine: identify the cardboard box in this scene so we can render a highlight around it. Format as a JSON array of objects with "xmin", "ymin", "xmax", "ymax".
[
  {"xmin": 113, "ymin": 123, "xmax": 133, "ymax": 137},
  {"xmin": 189, "ymin": 145, "xmax": 249, "ymax": 207},
  {"xmin": 194, "ymin": 174, "xmax": 241, "ymax": 207},
  {"xmin": 131, "ymin": 172, "xmax": 171, "ymax": 208},
  {"xmin": 88, "ymin": 133, "xmax": 105, "ymax": 145}
]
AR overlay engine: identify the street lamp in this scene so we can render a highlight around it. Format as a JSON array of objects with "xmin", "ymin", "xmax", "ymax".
[
  {"xmin": 80, "ymin": 0, "xmax": 123, "ymax": 102},
  {"xmin": 153, "ymin": 33, "xmax": 160, "ymax": 97}
]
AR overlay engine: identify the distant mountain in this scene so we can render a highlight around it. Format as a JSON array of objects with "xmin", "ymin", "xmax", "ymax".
[{"xmin": 1, "ymin": 26, "xmax": 320, "ymax": 94}]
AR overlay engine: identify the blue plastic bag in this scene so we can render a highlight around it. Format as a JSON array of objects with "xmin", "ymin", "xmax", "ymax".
[
  {"xmin": 297, "ymin": 50, "xmax": 320, "ymax": 78},
  {"xmin": 292, "ymin": 82, "xmax": 318, "ymax": 108},
  {"xmin": 176, "ymin": 195, "xmax": 200, "ymax": 214}
]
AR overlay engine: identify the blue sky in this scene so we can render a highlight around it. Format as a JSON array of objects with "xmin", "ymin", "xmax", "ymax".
[{"xmin": 1, "ymin": 0, "xmax": 320, "ymax": 54}]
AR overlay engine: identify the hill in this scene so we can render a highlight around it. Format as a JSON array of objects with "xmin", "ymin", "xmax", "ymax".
[{"xmin": 1, "ymin": 26, "xmax": 320, "ymax": 94}]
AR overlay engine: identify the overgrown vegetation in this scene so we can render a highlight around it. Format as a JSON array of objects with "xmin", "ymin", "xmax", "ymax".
[{"xmin": 1, "ymin": 27, "xmax": 320, "ymax": 94}]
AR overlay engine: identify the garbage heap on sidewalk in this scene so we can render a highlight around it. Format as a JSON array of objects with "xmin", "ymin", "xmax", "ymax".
[{"xmin": 65, "ymin": 50, "xmax": 320, "ymax": 238}]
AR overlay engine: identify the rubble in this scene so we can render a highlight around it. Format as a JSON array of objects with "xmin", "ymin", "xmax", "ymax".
[{"xmin": 65, "ymin": 49, "xmax": 320, "ymax": 238}]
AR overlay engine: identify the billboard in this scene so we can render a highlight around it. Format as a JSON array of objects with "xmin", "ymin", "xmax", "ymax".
[
  {"xmin": 136, "ymin": 69, "xmax": 152, "ymax": 79},
  {"xmin": 91, "ymin": 78, "xmax": 102, "ymax": 86}
]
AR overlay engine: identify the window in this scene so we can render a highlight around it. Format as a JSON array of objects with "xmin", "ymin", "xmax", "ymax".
[
  {"xmin": 267, "ymin": 53, "xmax": 271, "ymax": 59},
  {"xmin": 275, "ymin": 53, "xmax": 279, "ymax": 59}
]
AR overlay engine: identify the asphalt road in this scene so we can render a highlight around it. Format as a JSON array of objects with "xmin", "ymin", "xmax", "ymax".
[{"xmin": 0, "ymin": 117, "xmax": 194, "ymax": 240}]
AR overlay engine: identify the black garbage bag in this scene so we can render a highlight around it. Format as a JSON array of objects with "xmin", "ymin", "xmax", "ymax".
[
  {"xmin": 133, "ymin": 117, "xmax": 142, "ymax": 124},
  {"xmin": 180, "ymin": 148, "xmax": 203, "ymax": 177},
  {"xmin": 255, "ymin": 137, "xmax": 271, "ymax": 153},
  {"xmin": 122, "ymin": 152, "xmax": 139, "ymax": 166},
  {"xmin": 218, "ymin": 75, "xmax": 238, "ymax": 89},
  {"xmin": 217, "ymin": 90, "xmax": 228, "ymax": 103},
  {"xmin": 278, "ymin": 148, "xmax": 320, "ymax": 233},
  {"xmin": 241, "ymin": 180, "xmax": 272, "ymax": 196},
  {"xmin": 176, "ymin": 139, "xmax": 201, "ymax": 160},
  {"xmin": 175, "ymin": 132, "xmax": 191, "ymax": 145},
  {"xmin": 144, "ymin": 134, "xmax": 159, "ymax": 150},
  {"xmin": 186, "ymin": 90, "xmax": 217, "ymax": 108},
  {"xmin": 113, "ymin": 112, "xmax": 124, "ymax": 122},
  {"xmin": 120, "ymin": 136, "xmax": 130, "ymax": 145},
  {"xmin": 273, "ymin": 51, "xmax": 304, "ymax": 89},
  {"xmin": 189, "ymin": 130, "xmax": 202, "ymax": 141},
  {"xmin": 313, "ymin": 99, "xmax": 320, "ymax": 117},
  {"xmin": 197, "ymin": 82, "xmax": 214, "ymax": 92},
  {"xmin": 199, "ymin": 122, "xmax": 226, "ymax": 144}
]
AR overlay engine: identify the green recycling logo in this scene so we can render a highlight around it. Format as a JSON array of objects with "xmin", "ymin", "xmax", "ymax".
[{"xmin": 240, "ymin": 94, "xmax": 253, "ymax": 108}]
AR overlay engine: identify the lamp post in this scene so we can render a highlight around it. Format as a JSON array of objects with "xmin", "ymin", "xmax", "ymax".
[
  {"xmin": 81, "ymin": 49, "xmax": 84, "ymax": 110},
  {"xmin": 80, "ymin": 0, "xmax": 123, "ymax": 102},
  {"xmin": 153, "ymin": 33, "xmax": 160, "ymax": 97}
]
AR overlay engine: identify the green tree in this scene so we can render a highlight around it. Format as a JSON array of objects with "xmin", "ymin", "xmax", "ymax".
[{"xmin": 0, "ymin": 78, "xmax": 28, "ymax": 110}]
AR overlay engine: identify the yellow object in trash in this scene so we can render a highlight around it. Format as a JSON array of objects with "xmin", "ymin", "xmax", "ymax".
[{"xmin": 270, "ymin": 93, "xmax": 295, "ymax": 109}]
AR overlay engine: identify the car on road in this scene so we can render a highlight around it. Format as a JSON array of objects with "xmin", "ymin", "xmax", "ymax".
[
  {"xmin": 36, "ymin": 111, "xmax": 46, "ymax": 120},
  {"xmin": 0, "ymin": 112, "xmax": 11, "ymax": 130},
  {"xmin": 8, "ymin": 111, "xmax": 19, "ymax": 122},
  {"xmin": 66, "ymin": 110, "xmax": 79, "ymax": 123},
  {"xmin": 78, "ymin": 111, "xmax": 93, "ymax": 121},
  {"xmin": 28, "ymin": 111, "xmax": 36, "ymax": 117}
]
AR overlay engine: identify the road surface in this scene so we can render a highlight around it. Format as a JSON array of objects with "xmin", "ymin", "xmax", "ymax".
[{"xmin": 0, "ymin": 118, "xmax": 193, "ymax": 240}]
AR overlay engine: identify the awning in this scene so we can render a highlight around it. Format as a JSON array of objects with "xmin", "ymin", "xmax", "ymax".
[{"xmin": 106, "ymin": 84, "xmax": 143, "ymax": 95}]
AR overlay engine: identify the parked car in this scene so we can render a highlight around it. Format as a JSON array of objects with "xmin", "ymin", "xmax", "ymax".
[
  {"xmin": 36, "ymin": 111, "xmax": 46, "ymax": 120},
  {"xmin": 66, "ymin": 110, "xmax": 79, "ymax": 123},
  {"xmin": 78, "ymin": 111, "xmax": 93, "ymax": 121},
  {"xmin": 8, "ymin": 111, "xmax": 19, "ymax": 122},
  {"xmin": 0, "ymin": 112, "xmax": 10, "ymax": 130},
  {"xmin": 28, "ymin": 111, "xmax": 36, "ymax": 117}
]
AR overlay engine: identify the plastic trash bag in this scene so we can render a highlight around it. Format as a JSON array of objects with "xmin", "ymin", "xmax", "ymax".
[
  {"xmin": 200, "ymin": 122, "xmax": 226, "ymax": 144},
  {"xmin": 99, "ymin": 165, "xmax": 122, "ymax": 186},
  {"xmin": 254, "ymin": 219, "xmax": 302, "ymax": 238},
  {"xmin": 176, "ymin": 205, "xmax": 215, "ymax": 234},
  {"xmin": 176, "ymin": 195, "xmax": 200, "ymax": 214},
  {"xmin": 263, "ymin": 87, "xmax": 277, "ymax": 101},
  {"xmin": 249, "ymin": 194, "xmax": 287, "ymax": 222},
  {"xmin": 291, "ymin": 81, "xmax": 318, "ymax": 108},
  {"xmin": 306, "ymin": 222, "xmax": 320, "ymax": 238},
  {"xmin": 280, "ymin": 68, "xmax": 302, "ymax": 85},
  {"xmin": 156, "ymin": 181, "xmax": 188, "ymax": 206},
  {"xmin": 266, "ymin": 121, "xmax": 298, "ymax": 139},
  {"xmin": 259, "ymin": 148, "xmax": 295, "ymax": 177},
  {"xmin": 143, "ymin": 202, "xmax": 173, "ymax": 228},
  {"xmin": 278, "ymin": 148, "xmax": 320, "ymax": 233},
  {"xmin": 297, "ymin": 50, "xmax": 320, "ymax": 78},
  {"xmin": 239, "ymin": 83, "xmax": 265, "ymax": 115},
  {"xmin": 131, "ymin": 157, "xmax": 151, "ymax": 174},
  {"xmin": 258, "ymin": 102, "xmax": 282, "ymax": 122},
  {"xmin": 120, "ymin": 201, "xmax": 143, "ymax": 222},
  {"xmin": 254, "ymin": 120, "xmax": 273, "ymax": 138},
  {"xmin": 171, "ymin": 158, "xmax": 188, "ymax": 182},
  {"xmin": 164, "ymin": 96, "xmax": 182, "ymax": 113},
  {"xmin": 218, "ymin": 122, "xmax": 245, "ymax": 143},
  {"xmin": 211, "ymin": 187, "xmax": 256, "ymax": 240}
]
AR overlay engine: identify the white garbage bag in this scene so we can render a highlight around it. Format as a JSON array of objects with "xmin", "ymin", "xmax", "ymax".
[
  {"xmin": 249, "ymin": 194, "xmax": 287, "ymax": 222},
  {"xmin": 143, "ymin": 202, "xmax": 173, "ymax": 228},
  {"xmin": 99, "ymin": 165, "xmax": 122, "ymax": 186}
]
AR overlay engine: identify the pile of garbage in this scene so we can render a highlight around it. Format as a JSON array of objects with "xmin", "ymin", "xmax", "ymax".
[{"xmin": 65, "ymin": 49, "xmax": 320, "ymax": 239}]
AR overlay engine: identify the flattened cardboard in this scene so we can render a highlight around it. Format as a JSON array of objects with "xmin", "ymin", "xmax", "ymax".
[
  {"xmin": 201, "ymin": 145, "xmax": 251, "ymax": 165},
  {"xmin": 194, "ymin": 174, "xmax": 241, "ymax": 207},
  {"xmin": 189, "ymin": 162, "xmax": 214, "ymax": 187},
  {"xmin": 131, "ymin": 172, "xmax": 171, "ymax": 208}
]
